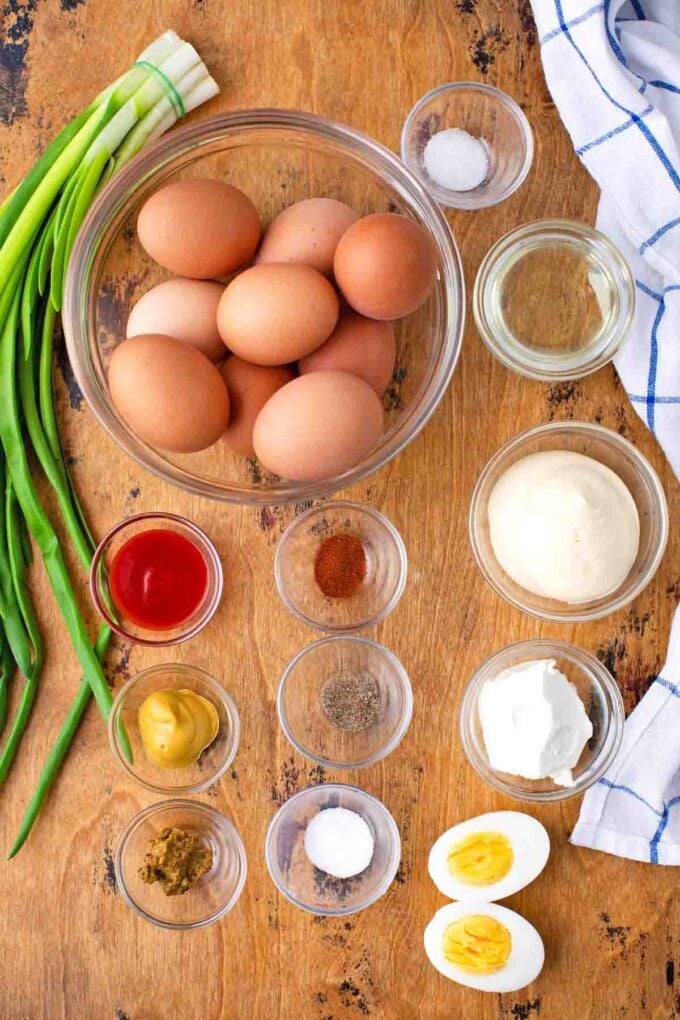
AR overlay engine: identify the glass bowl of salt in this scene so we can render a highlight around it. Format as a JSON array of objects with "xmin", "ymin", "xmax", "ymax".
[
  {"xmin": 401, "ymin": 82, "xmax": 533, "ymax": 210},
  {"xmin": 265, "ymin": 783, "xmax": 401, "ymax": 916}
]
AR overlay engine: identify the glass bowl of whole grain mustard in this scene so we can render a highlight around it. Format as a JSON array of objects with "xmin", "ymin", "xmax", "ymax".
[
  {"xmin": 109, "ymin": 664, "xmax": 240, "ymax": 795},
  {"xmin": 115, "ymin": 800, "xmax": 247, "ymax": 929},
  {"xmin": 274, "ymin": 501, "xmax": 408, "ymax": 632},
  {"xmin": 277, "ymin": 635, "xmax": 413, "ymax": 769}
]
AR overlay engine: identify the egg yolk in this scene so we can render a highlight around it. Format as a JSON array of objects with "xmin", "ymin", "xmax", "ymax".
[
  {"xmin": 442, "ymin": 915, "xmax": 512, "ymax": 974},
  {"xmin": 447, "ymin": 831, "xmax": 513, "ymax": 886}
]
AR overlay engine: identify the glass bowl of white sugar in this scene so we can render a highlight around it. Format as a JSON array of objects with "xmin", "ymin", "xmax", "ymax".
[
  {"xmin": 459, "ymin": 639, "xmax": 625, "ymax": 803},
  {"xmin": 265, "ymin": 784, "xmax": 401, "ymax": 915},
  {"xmin": 401, "ymin": 82, "xmax": 533, "ymax": 210}
]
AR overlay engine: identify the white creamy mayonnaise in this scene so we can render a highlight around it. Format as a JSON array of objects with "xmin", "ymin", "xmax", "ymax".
[
  {"xmin": 478, "ymin": 658, "xmax": 593, "ymax": 787},
  {"xmin": 487, "ymin": 450, "xmax": 640, "ymax": 604}
]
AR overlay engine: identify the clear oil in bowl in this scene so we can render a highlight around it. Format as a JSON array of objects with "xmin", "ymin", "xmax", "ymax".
[
  {"xmin": 475, "ymin": 220, "xmax": 635, "ymax": 381},
  {"xmin": 499, "ymin": 241, "xmax": 617, "ymax": 355}
]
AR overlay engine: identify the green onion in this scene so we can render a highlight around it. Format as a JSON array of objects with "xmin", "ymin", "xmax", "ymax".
[{"xmin": 0, "ymin": 31, "xmax": 219, "ymax": 854}]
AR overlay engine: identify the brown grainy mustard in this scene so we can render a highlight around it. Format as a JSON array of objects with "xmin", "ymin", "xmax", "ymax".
[{"xmin": 139, "ymin": 826, "xmax": 213, "ymax": 896}]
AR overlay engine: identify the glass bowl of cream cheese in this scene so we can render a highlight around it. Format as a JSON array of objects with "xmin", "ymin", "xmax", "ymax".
[
  {"xmin": 459, "ymin": 639, "xmax": 625, "ymax": 802},
  {"xmin": 469, "ymin": 421, "xmax": 669, "ymax": 623}
]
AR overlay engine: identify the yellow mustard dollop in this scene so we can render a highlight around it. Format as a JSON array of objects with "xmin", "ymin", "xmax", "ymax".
[
  {"xmin": 447, "ymin": 830, "xmax": 513, "ymax": 886},
  {"xmin": 138, "ymin": 689, "xmax": 219, "ymax": 769},
  {"xmin": 442, "ymin": 915, "xmax": 512, "ymax": 974}
]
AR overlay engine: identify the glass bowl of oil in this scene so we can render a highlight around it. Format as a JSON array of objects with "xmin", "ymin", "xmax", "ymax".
[{"xmin": 473, "ymin": 219, "xmax": 635, "ymax": 381}]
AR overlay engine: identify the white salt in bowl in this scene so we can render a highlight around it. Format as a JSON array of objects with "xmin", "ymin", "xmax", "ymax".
[
  {"xmin": 401, "ymin": 82, "xmax": 533, "ymax": 210},
  {"xmin": 265, "ymin": 784, "xmax": 401, "ymax": 915}
]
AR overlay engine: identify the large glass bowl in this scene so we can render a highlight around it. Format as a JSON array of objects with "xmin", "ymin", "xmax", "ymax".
[{"xmin": 63, "ymin": 110, "xmax": 464, "ymax": 505}]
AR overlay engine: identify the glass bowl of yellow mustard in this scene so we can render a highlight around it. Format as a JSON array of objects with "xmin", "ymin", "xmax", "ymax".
[{"xmin": 109, "ymin": 663, "xmax": 240, "ymax": 795}]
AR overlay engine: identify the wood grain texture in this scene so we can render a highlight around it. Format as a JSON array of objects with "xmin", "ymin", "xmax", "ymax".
[{"xmin": 0, "ymin": 1, "xmax": 678, "ymax": 1017}]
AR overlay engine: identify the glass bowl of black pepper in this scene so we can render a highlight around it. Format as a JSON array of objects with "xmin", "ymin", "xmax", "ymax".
[
  {"xmin": 274, "ymin": 501, "xmax": 408, "ymax": 633},
  {"xmin": 277, "ymin": 635, "xmax": 413, "ymax": 768}
]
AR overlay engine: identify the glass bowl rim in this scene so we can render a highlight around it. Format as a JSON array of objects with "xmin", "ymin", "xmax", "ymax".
[
  {"xmin": 114, "ymin": 798, "xmax": 247, "ymax": 930},
  {"xmin": 472, "ymin": 218, "xmax": 636, "ymax": 381},
  {"xmin": 276, "ymin": 633, "xmax": 414, "ymax": 768},
  {"xmin": 63, "ymin": 107, "xmax": 465, "ymax": 506},
  {"xmin": 273, "ymin": 499, "xmax": 408, "ymax": 633},
  {"xmin": 400, "ymin": 81, "xmax": 534, "ymax": 210},
  {"xmin": 108, "ymin": 662, "xmax": 240, "ymax": 794},
  {"xmin": 458, "ymin": 637, "xmax": 625, "ymax": 803},
  {"xmin": 89, "ymin": 510, "xmax": 224, "ymax": 646},
  {"xmin": 468, "ymin": 419, "xmax": 669, "ymax": 622},
  {"xmin": 264, "ymin": 782, "xmax": 402, "ymax": 915}
]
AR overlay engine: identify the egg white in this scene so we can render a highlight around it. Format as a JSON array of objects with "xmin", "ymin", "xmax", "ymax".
[
  {"xmin": 428, "ymin": 810, "xmax": 550, "ymax": 902},
  {"xmin": 423, "ymin": 901, "xmax": 545, "ymax": 993}
]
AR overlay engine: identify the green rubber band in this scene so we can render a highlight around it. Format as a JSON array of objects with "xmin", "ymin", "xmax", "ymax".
[{"xmin": 134, "ymin": 60, "xmax": 186, "ymax": 119}]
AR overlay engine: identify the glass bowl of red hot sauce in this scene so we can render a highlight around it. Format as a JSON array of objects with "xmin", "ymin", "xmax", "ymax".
[{"xmin": 90, "ymin": 512, "xmax": 223, "ymax": 646}]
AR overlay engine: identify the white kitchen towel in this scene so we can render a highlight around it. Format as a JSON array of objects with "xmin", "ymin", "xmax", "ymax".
[
  {"xmin": 530, "ymin": 0, "xmax": 680, "ymax": 477},
  {"xmin": 571, "ymin": 606, "xmax": 680, "ymax": 863},
  {"xmin": 531, "ymin": 0, "xmax": 680, "ymax": 863}
]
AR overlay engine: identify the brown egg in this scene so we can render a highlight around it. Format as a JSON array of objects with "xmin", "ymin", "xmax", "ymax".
[
  {"xmin": 109, "ymin": 334, "xmax": 230, "ymax": 453},
  {"xmin": 126, "ymin": 278, "xmax": 226, "ymax": 362},
  {"xmin": 333, "ymin": 212, "xmax": 437, "ymax": 319},
  {"xmin": 137, "ymin": 180, "xmax": 260, "ymax": 279},
  {"xmin": 219, "ymin": 357, "xmax": 295, "ymax": 458},
  {"xmin": 217, "ymin": 263, "xmax": 339, "ymax": 366},
  {"xmin": 255, "ymin": 198, "xmax": 358, "ymax": 276},
  {"xmin": 298, "ymin": 312, "xmax": 396, "ymax": 395},
  {"xmin": 253, "ymin": 371, "xmax": 383, "ymax": 481}
]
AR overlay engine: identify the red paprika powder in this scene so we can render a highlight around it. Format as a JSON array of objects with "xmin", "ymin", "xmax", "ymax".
[{"xmin": 314, "ymin": 533, "xmax": 366, "ymax": 599}]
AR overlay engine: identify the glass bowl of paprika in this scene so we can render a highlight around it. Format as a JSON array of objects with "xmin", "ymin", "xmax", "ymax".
[{"xmin": 274, "ymin": 501, "xmax": 407, "ymax": 633}]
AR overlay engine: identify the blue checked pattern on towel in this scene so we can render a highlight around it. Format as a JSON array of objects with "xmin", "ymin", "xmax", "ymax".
[
  {"xmin": 530, "ymin": 0, "xmax": 680, "ymax": 863},
  {"xmin": 570, "ymin": 605, "xmax": 680, "ymax": 864},
  {"xmin": 530, "ymin": 0, "xmax": 680, "ymax": 476}
]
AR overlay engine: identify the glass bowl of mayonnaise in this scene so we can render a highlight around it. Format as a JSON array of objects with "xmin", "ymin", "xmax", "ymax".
[
  {"xmin": 459, "ymin": 639, "xmax": 625, "ymax": 803},
  {"xmin": 469, "ymin": 421, "xmax": 668, "ymax": 623}
]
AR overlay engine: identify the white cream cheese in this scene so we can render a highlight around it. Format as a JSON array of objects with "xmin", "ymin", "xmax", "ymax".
[
  {"xmin": 487, "ymin": 450, "xmax": 640, "ymax": 604},
  {"xmin": 478, "ymin": 658, "xmax": 593, "ymax": 787}
]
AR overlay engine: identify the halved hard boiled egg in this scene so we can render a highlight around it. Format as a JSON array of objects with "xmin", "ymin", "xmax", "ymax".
[
  {"xmin": 428, "ymin": 811, "xmax": 549, "ymax": 902},
  {"xmin": 424, "ymin": 902, "xmax": 545, "ymax": 993}
]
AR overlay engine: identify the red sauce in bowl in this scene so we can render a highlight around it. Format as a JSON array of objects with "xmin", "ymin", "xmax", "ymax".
[{"xmin": 109, "ymin": 529, "xmax": 209, "ymax": 631}]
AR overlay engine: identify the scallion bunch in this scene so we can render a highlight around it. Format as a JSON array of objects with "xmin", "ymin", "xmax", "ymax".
[{"xmin": 0, "ymin": 31, "xmax": 218, "ymax": 856}]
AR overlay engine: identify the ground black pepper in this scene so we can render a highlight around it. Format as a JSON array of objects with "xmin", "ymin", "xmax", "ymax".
[{"xmin": 321, "ymin": 672, "xmax": 381, "ymax": 731}]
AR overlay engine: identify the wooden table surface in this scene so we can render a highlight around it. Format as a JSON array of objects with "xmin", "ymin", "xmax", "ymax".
[{"xmin": 1, "ymin": 2, "xmax": 678, "ymax": 1018}]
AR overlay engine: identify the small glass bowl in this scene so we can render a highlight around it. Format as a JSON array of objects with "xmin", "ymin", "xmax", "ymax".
[
  {"xmin": 265, "ymin": 784, "xmax": 401, "ymax": 916},
  {"xmin": 115, "ymin": 800, "xmax": 247, "ymax": 929},
  {"xmin": 274, "ymin": 501, "xmax": 407, "ymax": 632},
  {"xmin": 459, "ymin": 639, "xmax": 625, "ymax": 802},
  {"xmin": 469, "ymin": 421, "xmax": 668, "ymax": 622},
  {"xmin": 401, "ymin": 82, "xmax": 533, "ymax": 210},
  {"xmin": 278, "ymin": 636, "xmax": 413, "ymax": 769},
  {"xmin": 474, "ymin": 220, "xmax": 636, "ymax": 381},
  {"xmin": 90, "ymin": 511, "xmax": 223, "ymax": 646},
  {"xmin": 109, "ymin": 663, "xmax": 240, "ymax": 795}
]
